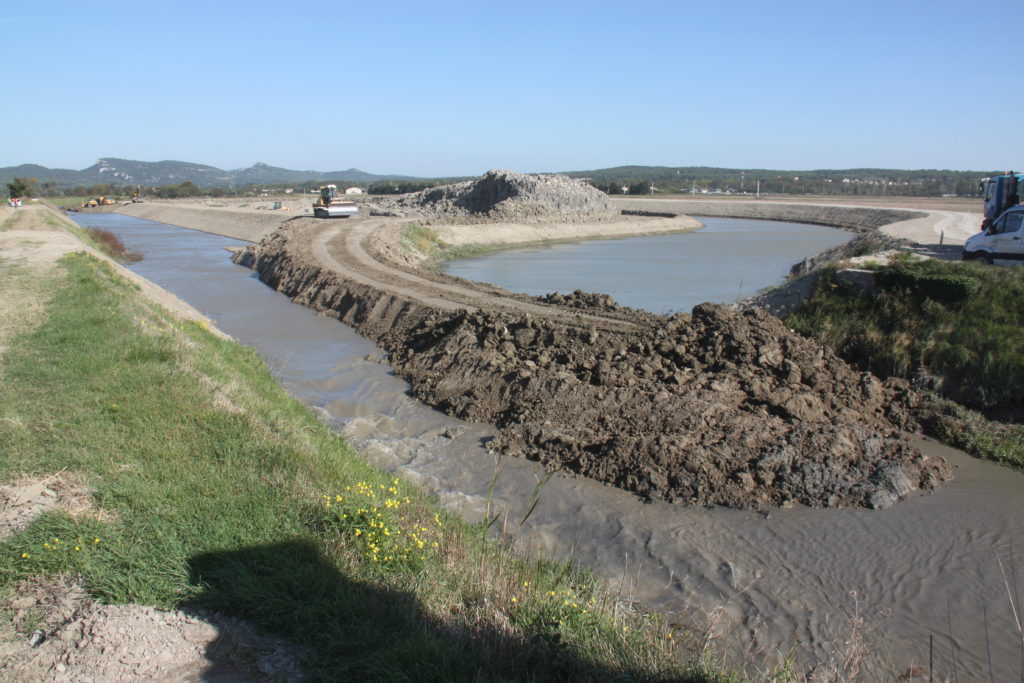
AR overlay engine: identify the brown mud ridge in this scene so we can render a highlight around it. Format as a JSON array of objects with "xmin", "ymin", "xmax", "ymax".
[{"xmin": 234, "ymin": 171, "xmax": 951, "ymax": 509}]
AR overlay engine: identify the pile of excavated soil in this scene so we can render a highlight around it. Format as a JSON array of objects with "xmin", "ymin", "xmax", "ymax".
[
  {"xmin": 383, "ymin": 301, "xmax": 948, "ymax": 510},
  {"xmin": 238, "ymin": 223, "xmax": 951, "ymax": 509},
  {"xmin": 371, "ymin": 169, "xmax": 618, "ymax": 223}
]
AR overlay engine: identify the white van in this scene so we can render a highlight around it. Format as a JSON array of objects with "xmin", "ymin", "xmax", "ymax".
[{"xmin": 963, "ymin": 206, "xmax": 1024, "ymax": 265}]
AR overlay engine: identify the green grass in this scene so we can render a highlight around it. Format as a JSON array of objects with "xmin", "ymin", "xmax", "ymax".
[
  {"xmin": 45, "ymin": 197, "xmax": 103, "ymax": 208},
  {"xmin": 400, "ymin": 223, "xmax": 557, "ymax": 270},
  {"xmin": 0, "ymin": 211, "xmax": 23, "ymax": 231},
  {"xmin": 788, "ymin": 257, "xmax": 1024, "ymax": 467},
  {"xmin": 0, "ymin": 252, "xmax": 727, "ymax": 680}
]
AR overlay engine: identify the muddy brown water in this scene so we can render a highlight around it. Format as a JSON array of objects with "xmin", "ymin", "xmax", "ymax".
[{"xmin": 73, "ymin": 212, "xmax": 1024, "ymax": 678}]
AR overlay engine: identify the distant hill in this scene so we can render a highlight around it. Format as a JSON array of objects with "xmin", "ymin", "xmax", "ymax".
[
  {"xmin": 0, "ymin": 158, "xmax": 418, "ymax": 189},
  {"xmin": 1, "ymin": 158, "xmax": 994, "ymax": 198}
]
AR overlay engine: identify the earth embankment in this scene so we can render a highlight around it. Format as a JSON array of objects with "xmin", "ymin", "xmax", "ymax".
[
  {"xmin": 114, "ymin": 201, "xmax": 290, "ymax": 242},
  {"xmin": 100, "ymin": 185, "xmax": 961, "ymax": 509},
  {"xmin": 235, "ymin": 215, "xmax": 951, "ymax": 510},
  {"xmin": 615, "ymin": 198, "xmax": 926, "ymax": 231}
]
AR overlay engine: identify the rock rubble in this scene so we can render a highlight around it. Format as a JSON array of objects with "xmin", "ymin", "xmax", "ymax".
[{"xmin": 371, "ymin": 169, "xmax": 618, "ymax": 223}]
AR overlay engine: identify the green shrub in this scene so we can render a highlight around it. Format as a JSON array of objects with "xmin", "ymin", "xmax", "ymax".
[{"xmin": 789, "ymin": 259, "xmax": 1024, "ymax": 415}]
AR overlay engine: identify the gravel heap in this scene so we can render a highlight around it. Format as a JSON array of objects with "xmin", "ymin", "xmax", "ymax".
[{"xmin": 372, "ymin": 169, "xmax": 617, "ymax": 223}]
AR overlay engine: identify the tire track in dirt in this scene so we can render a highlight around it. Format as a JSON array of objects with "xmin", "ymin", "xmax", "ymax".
[{"xmin": 312, "ymin": 216, "xmax": 641, "ymax": 331}]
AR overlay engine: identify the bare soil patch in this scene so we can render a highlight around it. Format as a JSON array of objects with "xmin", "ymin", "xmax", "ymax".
[
  {"xmin": 0, "ymin": 578, "xmax": 302, "ymax": 682},
  {"xmin": 0, "ymin": 474, "xmax": 97, "ymax": 542}
]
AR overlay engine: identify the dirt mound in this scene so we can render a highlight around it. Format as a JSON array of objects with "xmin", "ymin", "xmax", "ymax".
[
  {"xmin": 373, "ymin": 170, "xmax": 617, "ymax": 223},
  {"xmin": 383, "ymin": 302, "xmax": 948, "ymax": 510}
]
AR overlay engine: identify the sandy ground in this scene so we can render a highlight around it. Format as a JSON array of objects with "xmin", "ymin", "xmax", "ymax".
[
  {"xmin": 430, "ymin": 214, "xmax": 702, "ymax": 247},
  {"xmin": 0, "ymin": 203, "xmax": 299, "ymax": 681},
  {"xmin": 615, "ymin": 197, "xmax": 982, "ymax": 246}
]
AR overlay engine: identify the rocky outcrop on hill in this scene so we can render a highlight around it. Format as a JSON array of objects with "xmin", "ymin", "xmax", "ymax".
[{"xmin": 371, "ymin": 170, "xmax": 618, "ymax": 223}]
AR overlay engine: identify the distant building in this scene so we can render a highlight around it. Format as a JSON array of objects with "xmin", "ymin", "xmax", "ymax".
[{"xmin": 345, "ymin": 187, "xmax": 365, "ymax": 195}]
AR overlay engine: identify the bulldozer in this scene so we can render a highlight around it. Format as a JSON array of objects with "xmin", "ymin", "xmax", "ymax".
[{"xmin": 313, "ymin": 185, "xmax": 359, "ymax": 219}]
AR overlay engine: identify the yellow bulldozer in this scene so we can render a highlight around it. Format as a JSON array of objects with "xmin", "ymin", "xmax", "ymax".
[{"xmin": 82, "ymin": 196, "xmax": 116, "ymax": 208}]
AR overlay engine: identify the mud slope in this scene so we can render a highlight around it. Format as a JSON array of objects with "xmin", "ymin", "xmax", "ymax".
[{"xmin": 236, "ymin": 216, "xmax": 950, "ymax": 510}]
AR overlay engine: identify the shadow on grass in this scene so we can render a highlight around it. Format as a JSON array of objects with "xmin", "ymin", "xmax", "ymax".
[{"xmin": 186, "ymin": 540, "xmax": 665, "ymax": 682}]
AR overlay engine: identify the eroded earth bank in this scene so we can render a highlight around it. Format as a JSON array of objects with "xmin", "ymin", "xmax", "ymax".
[{"xmin": 234, "ymin": 171, "xmax": 951, "ymax": 510}]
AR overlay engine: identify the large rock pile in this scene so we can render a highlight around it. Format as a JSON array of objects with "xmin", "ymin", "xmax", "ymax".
[{"xmin": 372, "ymin": 170, "xmax": 617, "ymax": 223}]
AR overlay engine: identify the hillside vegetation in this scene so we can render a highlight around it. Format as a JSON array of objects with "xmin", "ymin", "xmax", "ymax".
[{"xmin": 3, "ymin": 159, "xmax": 992, "ymax": 199}]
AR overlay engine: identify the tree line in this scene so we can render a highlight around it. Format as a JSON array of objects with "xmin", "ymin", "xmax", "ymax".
[
  {"xmin": 6, "ymin": 167, "xmax": 994, "ymax": 200},
  {"xmin": 570, "ymin": 167, "xmax": 989, "ymax": 197}
]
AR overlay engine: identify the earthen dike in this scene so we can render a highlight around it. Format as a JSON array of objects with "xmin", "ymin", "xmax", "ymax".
[
  {"xmin": 103, "ymin": 174, "xmax": 969, "ymax": 510},
  {"xmin": 227, "ymin": 195, "xmax": 963, "ymax": 514}
]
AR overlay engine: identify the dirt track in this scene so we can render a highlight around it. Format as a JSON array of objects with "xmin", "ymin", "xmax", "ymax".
[{"xmin": 231, "ymin": 204, "xmax": 955, "ymax": 510}]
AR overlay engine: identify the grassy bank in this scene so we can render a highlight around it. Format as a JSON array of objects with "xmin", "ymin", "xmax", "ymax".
[
  {"xmin": 401, "ymin": 223, "xmax": 553, "ymax": 268},
  {"xmin": 0, "ymin": 251, "xmax": 727, "ymax": 680},
  {"xmin": 787, "ymin": 256, "xmax": 1024, "ymax": 468}
]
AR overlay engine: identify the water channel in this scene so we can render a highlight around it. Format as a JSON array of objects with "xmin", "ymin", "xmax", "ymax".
[
  {"xmin": 441, "ymin": 217, "xmax": 850, "ymax": 314},
  {"xmin": 72, "ymin": 212, "xmax": 1024, "ymax": 678}
]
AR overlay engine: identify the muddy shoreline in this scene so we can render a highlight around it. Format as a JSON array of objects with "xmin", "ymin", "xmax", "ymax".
[
  {"xmin": 100, "ymin": 197, "xmax": 978, "ymax": 509},
  {"xmin": 227, "ymin": 210, "xmax": 950, "ymax": 510}
]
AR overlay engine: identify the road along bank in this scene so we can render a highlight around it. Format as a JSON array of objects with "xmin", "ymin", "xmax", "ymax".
[{"xmin": 230, "ymin": 205, "xmax": 950, "ymax": 510}]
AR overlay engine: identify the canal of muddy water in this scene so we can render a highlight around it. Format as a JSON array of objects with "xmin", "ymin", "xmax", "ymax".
[{"xmin": 73, "ymin": 212, "xmax": 1024, "ymax": 678}]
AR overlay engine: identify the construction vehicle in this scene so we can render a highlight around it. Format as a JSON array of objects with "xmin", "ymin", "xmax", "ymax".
[
  {"xmin": 313, "ymin": 184, "xmax": 359, "ymax": 218},
  {"xmin": 82, "ymin": 198, "xmax": 99, "ymax": 208},
  {"xmin": 963, "ymin": 173, "xmax": 1024, "ymax": 264},
  {"xmin": 980, "ymin": 173, "xmax": 1022, "ymax": 227},
  {"xmin": 98, "ymin": 196, "xmax": 116, "ymax": 205},
  {"xmin": 132, "ymin": 186, "xmax": 143, "ymax": 203}
]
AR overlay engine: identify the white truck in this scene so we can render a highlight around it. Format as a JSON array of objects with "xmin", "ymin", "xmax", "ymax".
[{"xmin": 963, "ymin": 205, "xmax": 1024, "ymax": 265}]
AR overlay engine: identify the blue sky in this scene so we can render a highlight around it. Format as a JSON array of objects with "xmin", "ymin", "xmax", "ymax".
[{"xmin": 2, "ymin": 0, "xmax": 1019, "ymax": 177}]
